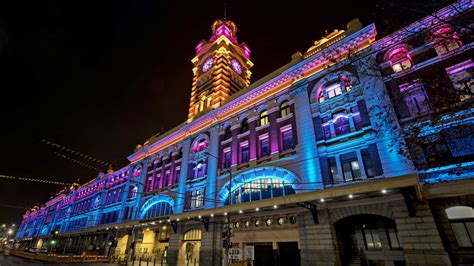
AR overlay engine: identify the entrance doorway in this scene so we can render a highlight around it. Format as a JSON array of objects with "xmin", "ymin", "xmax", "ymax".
[
  {"xmin": 278, "ymin": 242, "xmax": 300, "ymax": 266},
  {"xmin": 254, "ymin": 243, "xmax": 273, "ymax": 266},
  {"xmin": 178, "ymin": 229, "xmax": 202, "ymax": 266}
]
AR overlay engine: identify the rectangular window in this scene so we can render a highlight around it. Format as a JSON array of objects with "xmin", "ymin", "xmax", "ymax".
[
  {"xmin": 333, "ymin": 111, "xmax": 350, "ymax": 136},
  {"xmin": 240, "ymin": 142, "xmax": 249, "ymax": 164},
  {"xmin": 259, "ymin": 135, "xmax": 270, "ymax": 158},
  {"xmin": 322, "ymin": 117, "xmax": 331, "ymax": 140},
  {"xmin": 174, "ymin": 166, "xmax": 180, "ymax": 185},
  {"xmin": 341, "ymin": 152, "xmax": 361, "ymax": 181},
  {"xmin": 223, "ymin": 149, "xmax": 231, "ymax": 169},
  {"xmin": 326, "ymin": 83, "xmax": 343, "ymax": 99},
  {"xmin": 451, "ymin": 222, "xmax": 474, "ymax": 247},
  {"xmin": 387, "ymin": 228, "xmax": 401, "ymax": 249},
  {"xmin": 329, "ymin": 157, "xmax": 339, "ymax": 181},
  {"xmin": 191, "ymin": 190, "xmax": 204, "ymax": 209},
  {"xmin": 364, "ymin": 229, "xmax": 382, "ymax": 249},
  {"xmin": 361, "ymin": 149, "xmax": 375, "ymax": 178},
  {"xmin": 351, "ymin": 107, "xmax": 363, "ymax": 130},
  {"xmin": 281, "ymin": 126, "xmax": 293, "ymax": 151}
]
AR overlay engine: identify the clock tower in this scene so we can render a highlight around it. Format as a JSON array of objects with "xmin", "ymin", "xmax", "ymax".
[{"xmin": 188, "ymin": 19, "xmax": 253, "ymax": 122}]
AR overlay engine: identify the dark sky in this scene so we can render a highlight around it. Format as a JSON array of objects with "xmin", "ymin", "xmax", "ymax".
[{"xmin": 0, "ymin": 0, "xmax": 452, "ymax": 224}]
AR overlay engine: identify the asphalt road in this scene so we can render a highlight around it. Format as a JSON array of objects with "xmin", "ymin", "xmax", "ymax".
[{"xmin": 0, "ymin": 253, "xmax": 119, "ymax": 266}]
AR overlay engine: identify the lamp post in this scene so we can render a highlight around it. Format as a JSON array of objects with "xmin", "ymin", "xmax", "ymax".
[{"xmin": 205, "ymin": 151, "xmax": 233, "ymax": 266}]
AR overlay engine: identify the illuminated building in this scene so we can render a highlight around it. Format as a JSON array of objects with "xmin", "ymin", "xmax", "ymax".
[{"xmin": 16, "ymin": 1, "xmax": 474, "ymax": 265}]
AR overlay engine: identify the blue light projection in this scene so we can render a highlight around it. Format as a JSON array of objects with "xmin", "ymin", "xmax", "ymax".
[
  {"xmin": 140, "ymin": 194, "xmax": 175, "ymax": 219},
  {"xmin": 217, "ymin": 166, "xmax": 300, "ymax": 205}
]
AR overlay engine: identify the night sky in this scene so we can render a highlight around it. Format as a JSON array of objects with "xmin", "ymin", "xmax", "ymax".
[{"xmin": 0, "ymin": 0, "xmax": 452, "ymax": 224}]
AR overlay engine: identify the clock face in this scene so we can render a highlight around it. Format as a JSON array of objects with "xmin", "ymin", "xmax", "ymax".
[
  {"xmin": 202, "ymin": 58, "xmax": 214, "ymax": 72},
  {"xmin": 231, "ymin": 59, "xmax": 242, "ymax": 74}
]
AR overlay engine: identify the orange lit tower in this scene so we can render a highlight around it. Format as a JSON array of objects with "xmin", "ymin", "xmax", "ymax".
[{"xmin": 188, "ymin": 19, "xmax": 253, "ymax": 122}]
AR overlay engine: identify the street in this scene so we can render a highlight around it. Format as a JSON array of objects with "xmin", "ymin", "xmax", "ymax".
[{"xmin": 0, "ymin": 253, "xmax": 117, "ymax": 266}]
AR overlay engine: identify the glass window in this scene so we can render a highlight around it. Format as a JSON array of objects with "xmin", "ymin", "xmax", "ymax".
[
  {"xmin": 388, "ymin": 47, "xmax": 413, "ymax": 73},
  {"xmin": 260, "ymin": 137, "xmax": 270, "ymax": 157},
  {"xmin": 322, "ymin": 117, "xmax": 331, "ymax": 140},
  {"xmin": 342, "ymin": 153, "xmax": 361, "ymax": 181},
  {"xmin": 227, "ymin": 178, "xmax": 295, "ymax": 205},
  {"xmin": 361, "ymin": 149, "xmax": 375, "ymax": 178},
  {"xmin": 223, "ymin": 150, "xmax": 231, "ymax": 169},
  {"xmin": 259, "ymin": 110, "xmax": 269, "ymax": 126},
  {"xmin": 431, "ymin": 27, "xmax": 462, "ymax": 55},
  {"xmin": 351, "ymin": 107, "xmax": 363, "ymax": 130},
  {"xmin": 364, "ymin": 228, "xmax": 382, "ymax": 249},
  {"xmin": 281, "ymin": 127, "xmax": 293, "ymax": 151},
  {"xmin": 280, "ymin": 100, "xmax": 291, "ymax": 117},
  {"xmin": 333, "ymin": 112, "xmax": 350, "ymax": 136},
  {"xmin": 387, "ymin": 228, "xmax": 401, "ymax": 249},
  {"xmin": 325, "ymin": 83, "xmax": 343, "ymax": 99},
  {"xmin": 224, "ymin": 126, "xmax": 232, "ymax": 140},
  {"xmin": 446, "ymin": 206, "xmax": 474, "ymax": 247},
  {"xmin": 240, "ymin": 144, "xmax": 249, "ymax": 164},
  {"xmin": 240, "ymin": 118, "xmax": 248, "ymax": 133},
  {"xmin": 329, "ymin": 157, "xmax": 339, "ymax": 181}
]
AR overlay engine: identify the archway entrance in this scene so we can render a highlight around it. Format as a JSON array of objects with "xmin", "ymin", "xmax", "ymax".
[
  {"xmin": 335, "ymin": 214, "xmax": 404, "ymax": 266},
  {"xmin": 178, "ymin": 229, "xmax": 202, "ymax": 266}
]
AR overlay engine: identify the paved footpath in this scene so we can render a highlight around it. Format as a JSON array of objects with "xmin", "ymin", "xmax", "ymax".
[{"xmin": 0, "ymin": 254, "xmax": 119, "ymax": 266}]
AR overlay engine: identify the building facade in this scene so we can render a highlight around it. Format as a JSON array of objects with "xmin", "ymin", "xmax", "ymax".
[{"xmin": 16, "ymin": 1, "xmax": 474, "ymax": 265}]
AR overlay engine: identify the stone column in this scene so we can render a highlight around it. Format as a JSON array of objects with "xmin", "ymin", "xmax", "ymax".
[
  {"xmin": 230, "ymin": 119, "xmax": 240, "ymax": 167},
  {"xmin": 205, "ymin": 125, "xmax": 220, "ymax": 209},
  {"xmin": 391, "ymin": 199, "xmax": 451, "ymax": 265},
  {"xmin": 175, "ymin": 139, "xmax": 191, "ymax": 213},
  {"xmin": 248, "ymin": 110, "xmax": 258, "ymax": 164},
  {"xmin": 268, "ymin": 101, "xmax": 280, "ymax": 155},
  {"xmin": 355, "ymin": 149, "xmax": 367, "ymax": 179},
  {"xmin": 291, "ymin": 82, "xmax": 322, "ymax": 190},
  {"xmin": 298, "ymin": 209, "xmax": 338, "ymax": 266},
  {"xmin": 200, "ymin": 218, "xmax": 223, "ymax": 266}
]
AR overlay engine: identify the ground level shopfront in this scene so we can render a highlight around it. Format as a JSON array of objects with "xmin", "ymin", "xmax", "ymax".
[{"xmin": 16, "ymin": 176, "xmax": 474, "ymax": 265}]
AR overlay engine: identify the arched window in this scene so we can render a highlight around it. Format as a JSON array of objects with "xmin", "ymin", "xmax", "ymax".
[
  {"xmin": 142, "ymin": 201, "xmax": 173, "ymax": 219},
  {"xmin": 240, "ymin": 118, "xmax": 248, "ymax": 133},
  {"xmin": 279, "ymin": 100, "xmax": 291, "ymax": 118},
  {"xmin": 129, "ymin": 186, "xmax": 138, "ymax": 198},
  {"xmin": 183, "ymin": 229, "xmax": 202, "ymax": 241},
  {"xmin": 387, "ymin": 46, "xmax": 413, "ymax": 73},
  {"xmin": 226, "ymin": 178, "xmax": 295, "ymax": 205},
  {"xmin": 259, "ymin": 110, "xmax": 269, "ymax": 126},
  {"xmin": 133, "ymin": 165, "xmax": 142, "ymax": 178},
  {"xmin": 446, "ymin": 206, "xmax": 474, "ymax": 247},
  {"xmin": 224, "ymin": 125, "xmax": 232, "ymax": 140},
  {"xmin": 192, "ymin": 136, "xmax": 209, "ymax": 153},
  {"xmin": 193, "ymin": 160, "xmax": 207, "ymax": 179},
  {"xmin": 431, "ymin": 27, "xmax": 462, "ymax": 55},
  {"xmin": 317, "ymin": 77, "xmax": 353, "ymax": 103}
]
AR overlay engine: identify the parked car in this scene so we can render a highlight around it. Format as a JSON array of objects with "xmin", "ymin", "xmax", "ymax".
[
  {"xmin": 28, "ymin": 247, "xmax": 38, "ymax": 253},
  {"xmin": 39, "ymin": 247, "xmax": 48, "ymax": 253}
]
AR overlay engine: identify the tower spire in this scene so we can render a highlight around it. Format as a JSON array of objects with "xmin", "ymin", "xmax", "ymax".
[{"xmin": 223, "ymin": 2, "xmax": 227, "ymax": 19}]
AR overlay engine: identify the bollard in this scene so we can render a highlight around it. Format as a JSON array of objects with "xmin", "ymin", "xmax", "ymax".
[
  {"xmin": 147, "ymin": 256, "xmax": 149, "ymax": 266},
  {"xmin": 153, "ymin": 257, "xmax": 156, "ymax": 266},
  {"xmin": 160, "ymin": 257, "xmax": 163, "ymax": 266}
]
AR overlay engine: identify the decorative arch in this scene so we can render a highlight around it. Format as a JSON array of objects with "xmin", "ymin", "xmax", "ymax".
[
  {"xmin": 183, "ymin": 229, "xmax": 202, "ymax": 241},
  {"xmin": 310, "ymin": 70, "xmax": 359, "ymax": 103},
  {"xmin": 191, "ymin": 134, "xmax": 209, "ymax": 153},
  {"xmin": 140, "ymin": 194, "xmax": 175, "ymax": 219},
  {"xmin": 330, "ymin": 202, "xmax": 395, "ymax": 223},
  {"xmin": 217, "ymin": 167, "xmax": 301, "ymax": 205}
]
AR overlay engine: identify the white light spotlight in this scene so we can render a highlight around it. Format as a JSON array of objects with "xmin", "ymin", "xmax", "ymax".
[
  {"xmin": 320, "ymin": 198, "xmax": 325, "ymax": 202},
  {"xmin": 349, "ymin": 194, "xmax": 353, "ymax": 199},
  {"xmin": 381, "ymin": 189, "xmax": 387, "ymax": 194}
]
